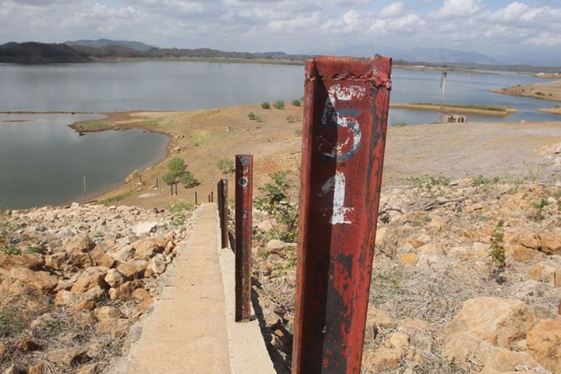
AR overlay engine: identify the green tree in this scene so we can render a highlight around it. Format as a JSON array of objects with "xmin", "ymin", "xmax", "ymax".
[
  {"xmin": 162, "ymin": 172, "xmax": 177, "ymax": 196},
  {"xmin": 180, "ymin": 172, "xmax": 200, "ymax": 189},
  {"xmin": 255, "ymin": 171, "xmax": 299, "ymax": 242},
  {"xmin": 163, "ymin": 156, "xmax": 197, "ymax": 195},
  {"xmin": 168, "ymin": 156, "xmax": 186, "ymax": 177}
]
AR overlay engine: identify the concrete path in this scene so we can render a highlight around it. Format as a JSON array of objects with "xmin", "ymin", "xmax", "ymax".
[{"xmin": 113, "ymin": 203, "xmax": 275, "ymax": 374}]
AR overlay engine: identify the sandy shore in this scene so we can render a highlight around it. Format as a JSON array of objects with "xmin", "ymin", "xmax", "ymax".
[
  {"xmin": 390, "ymin": 103, "xmax": 517, "ymax": 116},
  {"xmin": 67, "ymin": 101, "xmax": 561, "ymax": 212},
  {"xmin": 491, "ymin": 78, "xmax": 561, "ymax": 108}
]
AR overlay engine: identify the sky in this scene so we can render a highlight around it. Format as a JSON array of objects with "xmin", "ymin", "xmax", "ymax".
[{"xmin": 1, "ymin": 0, "xmax": 561, "ymax": 63}]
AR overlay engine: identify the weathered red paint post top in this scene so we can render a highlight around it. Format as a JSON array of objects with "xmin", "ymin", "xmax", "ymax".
[{"xmin": 292, "ymin": 55, "xmax": 392, "ymax": 373}]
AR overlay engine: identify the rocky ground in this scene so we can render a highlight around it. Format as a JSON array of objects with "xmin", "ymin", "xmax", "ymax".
[
  {"xmin": 252, "ymin": 177, "xmax": 561, "ymax": 373},
  {"xmin": 0, "ymin": 203, "xmax": 193, "ymax": 373}
]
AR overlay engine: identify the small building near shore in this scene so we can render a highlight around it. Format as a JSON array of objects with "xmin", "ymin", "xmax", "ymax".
[{"xmin": 445, "ymin": 113, "xmax": 468, "ymax": 123}]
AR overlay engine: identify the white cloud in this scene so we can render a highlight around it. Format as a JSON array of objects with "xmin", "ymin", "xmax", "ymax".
[
  {"xmin": 378, "ymin": 2, "xmax": 404, "ymax": 18},
  {"xmin": 432, "ymin": 0, "xmax": 483, "ymax": 18},
  {"xmin": 1, "ymin": 0, "xmax": 561, "ymax": 61}
]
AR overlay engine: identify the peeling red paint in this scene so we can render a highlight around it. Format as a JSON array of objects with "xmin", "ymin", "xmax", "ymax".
[
  {"xmin": 235, "ymin": 155, "xmax": 252, "ymax": 322},
  {"xmin": 292, "ymin": 55, "xmax": 392, "ymax": 373}
]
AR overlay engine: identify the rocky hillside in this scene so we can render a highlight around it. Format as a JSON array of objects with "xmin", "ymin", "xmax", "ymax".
[
  {"xmin": 252, "ymin": 178, "xmax": 561, "ymax": 373},
  {"xmin": 1, "ymin": 178, "xmax": 560, "ymax": 373},
  {"xmin": 0, "ymin": 203, "xmax": 192, "ymax": 373}
]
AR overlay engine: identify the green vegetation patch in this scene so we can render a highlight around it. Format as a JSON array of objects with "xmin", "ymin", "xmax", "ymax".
[
  {"xmin": 76, "ymin": 121, "xmax": 112, "ymax": 130},
  {"xmin": 99, "ymin": 192, "xmax": 131, "ymax": 205},
  {"xmin": 188, "ymin": 129, "xmax": 213, "ymax": 147},
  {"xmin": 0, "ymin": 304, "xmax": 28, "ymax": 338},
  {"xmin": 413, "ymin": 103, "xmax": 511, "ymax": 112},
  {"xmin": 142, "ymin": 116, "xmax": 166, "ymax": 128}
]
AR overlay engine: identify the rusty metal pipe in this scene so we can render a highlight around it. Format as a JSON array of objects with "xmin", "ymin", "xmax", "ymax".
[
  {"xmin": 235, "ymin": 155, "xmax": 253, "ymax": 322},
  {"xmin": 292, "ymin": 55, "xmax": 392, "ymax": 373}
]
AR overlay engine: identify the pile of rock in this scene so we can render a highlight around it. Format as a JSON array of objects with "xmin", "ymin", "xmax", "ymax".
[
  {"xmin": 0, "ymin": 203, "xmax": 192, "ymax": 373},
  {"xmin": 252, "ymin": 180, "xmax": 561, "ymax": 373}
]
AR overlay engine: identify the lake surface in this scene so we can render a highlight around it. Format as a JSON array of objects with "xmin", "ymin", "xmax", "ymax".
[
  {"xmin": 0, "ymin": 113, "xmax": 169, "ymax": 209},
  {"xmin": 1, "ymin": 61, "xmax": 560, "ymax": 209}
]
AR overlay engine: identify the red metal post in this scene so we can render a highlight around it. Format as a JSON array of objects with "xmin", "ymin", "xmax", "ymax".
[
  {"xmin": 218, "ymin": 179, "xmax": 229, "ymax": 248},
  {"xmin": 235, "ymin": 155, "xmax": 253, "ymax": 322},
  {"xmin": 292, "ymin": 55, "xmax": 392, "ymax": 373}
]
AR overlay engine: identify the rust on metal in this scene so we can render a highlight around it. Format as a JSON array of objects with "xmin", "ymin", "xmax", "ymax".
[
  {"xmin": 292, "ymin": 55, "xmax": 392, "ymax": 373},
  {"xmin": 218, "ymin": 179, "xmax": 229, "ymax": 249},
  {"xmin": 235, "ymin": 155, "xmax": 253, "ymax": 322}
]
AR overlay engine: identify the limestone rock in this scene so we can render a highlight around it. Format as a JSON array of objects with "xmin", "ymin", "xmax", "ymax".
[
  {"xmin": 45, "ymin": 253, "xmax": 68, "ymax": 270},
  {"xmin": 104, "ymin": 269, "xmax": 127, "ymax": 288},
  {"xmin": 266, "ymin": 239, "xmax": 287, "ymax": 250},
  {"xmin": 133, "ymin": 239, "xmax": 164, "ymax": 260},
  {"xmin": 27, "ymin": 362, "xmax": 47, "ymax": 374},
  {"xmin": 506, "ymin": 244, "xmax": 543, "ymax": 263},
  {"xmin": 116, "ymin": 261, "xmax": 147, "ymax": 279},
  {"xmin": 97, "ymin": 318, "xmax": 132, "ymax": 338},
  {"xmin": 445, "ymin": 297, "xmax": 534, "ymax": 347},
  {"xmin": 6, "ymin": 267, "xmax": 58, "ymax": 293},
  {"xmin": 77, "ymin": 363, "xmax": 103, "ymax": 374},
  {"xmin": 526, "ymin": 319, "xmax": 561, "ymax": 373},
  {"xmin": 444, "ymin": 297, "xmax": 537, "ymax": 370},
  {"xmin": 362, "ymin": 347, "xmax": 404, "ymax": 372},
  {"xmin": 538, "ymin": 232, "xmax": 561, "ymax": 255},
  {"xmin": 147, "ymin": 254, "xmax": 166, "ymax": 275},
  {"xmin": 0, "ymin": 253, "xmax": 44, "ymax": 270},
  {"xmin": 445, "ymin": 332, "xmax": 538, "ymax": 372},
  {"xmin": 94, "ymin": 306, "xmax": 123, "ymax": 320},
  {"xmin": 55, "ymin": 290, "xmax": 86, "ymax": 307},
  {"xmin": 71, "ymin": 272, "xmax": 108, "ymax": 293},
  {"xmin": 47, "ymin": 347, "xmax": 89, "ymax": 366},
  {"xmin": 133, "ymin": 221, "xmax": 159, "ymax": 236}
]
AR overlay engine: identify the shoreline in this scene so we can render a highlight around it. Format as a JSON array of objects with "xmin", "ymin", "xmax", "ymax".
[
  {"xmin": 5, "ymin": 94, "xmax": 561, "ymax": 211},
  {"xmin": 390, "ymin": 103, "xmax": 517, "ymax": 116},
  {"xmin": 73, "ymin": 106, "xmax": 561, "ymax": 211}
]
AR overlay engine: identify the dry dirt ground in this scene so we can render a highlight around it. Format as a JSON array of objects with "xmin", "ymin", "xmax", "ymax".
[{"xmin": 76, "ymin": 97, "xmax": 561, "ymax": 211}]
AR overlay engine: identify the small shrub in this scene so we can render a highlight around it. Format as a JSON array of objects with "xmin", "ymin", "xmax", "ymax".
[
  {"xmin": 0, "ymin": 212, "xmax": 18, "ymax": 255},
  {"xmin": 409, "ymin": 175, "xmax": 450, "ymax": 196},
  {"xmin": 248, "ymin": 112, "xmax": 257, "ymax": 120},
  {"xmin": 216, "ymin": 158, "xmax": 234, "ymax": 174},
  {"xmin": 531, "ymin": 198, "xmax": 550, "ymax": 221},
  {"xmin": 0, "ymin": 305, "xmax": 28, "ymax": 338},
  {"xmin": 286, "ymin": 115, "xmax": 296, "ymax": 124},
  {"xmin": 471, "ymin": 175, "xmax": 500, "ymax": 191},
  {"xmin": 261, "ymin": 102, "xmax": 270, "ymax": 109},
  {"xmin": 273, "ymin": 100, "xmax": 285, "ymax": 109},
  {"xmin": 291, "ymin": 99, "xmax": 301, "ymax": 107},
  {"xmin": 255, "ymin": 171, "xmax": 299, "ymax": 243},
  {"xmin": 294, "ymin": 129, "xmax": 303, "ymax": 137},
  {"xmin": 180, "ymin": 171, "xmax": 200, "ymax": 189},
  {"xmin": 489, "ymin": 222, "xmax": 506, "ymax": 269}
]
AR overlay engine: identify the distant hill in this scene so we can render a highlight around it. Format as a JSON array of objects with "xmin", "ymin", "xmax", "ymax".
[
  {"xmin": 65, "ymin": 39, "xmax": 156, "ymax": 52},
  {"xmin": 1, "ymin": 40, "xmax": 559, "ymax": 72},
  {"xmin": 0, "ymin": 42, "xmax": 91, "ymax": 63},
  {"xmin": 333, "ymin": 44, "xmax": 499, "ymax": 65}
]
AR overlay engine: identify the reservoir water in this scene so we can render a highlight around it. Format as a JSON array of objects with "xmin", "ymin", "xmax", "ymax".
[{"xmin": 1, "ymin": 61, "xmax": 560, "ymax": 209}]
